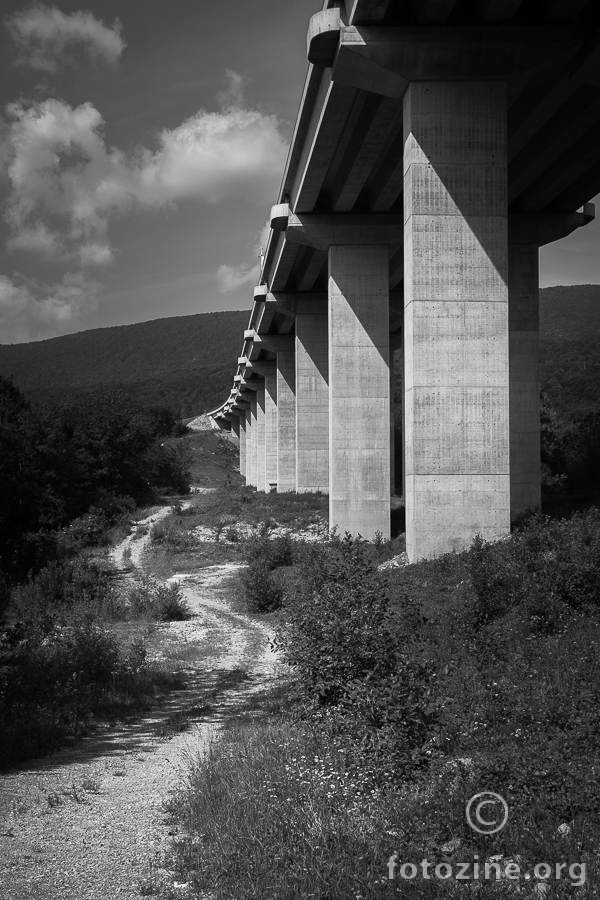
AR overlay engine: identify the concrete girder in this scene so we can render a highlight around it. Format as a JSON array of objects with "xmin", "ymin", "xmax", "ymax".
[
  {"xmin": 347, "ymin": 0, "xmax": 391, "ymax": 25},
  {"xmin": 509, "ymin": 86, "xmax": 600, "ymax": 202},
  {"xmin": 238, "ymin": 378, "xmax": 262, "ymax": 392},
  {"xmin": 508, "ymin": 45, "xmax": 600, "ymax": 161},
  {"xmin": 250, "ymin": 333, "xmax": 298, "ymax": 353},
  {"xmin": 479, "ymin": 0, "xmax": 525, "ymax": 22},
  {"xmin": 250, "ymin": 360, "xmax": 276, "ymax": 377},
  {"xmin": 518, "ymin": 121, "xmax": 600, "ymax": 210},
  {"xmin": 509, "ymin": 206, "xmax": 595, "ymax": 245},
  {"xmin": 553, "ymin": 164, "xmax": 600, "ymax": 213},
  {"xmin": 544, "ymin": 0, "xmax": 590, "ymax": 22},
  {"xmin": 290, "ymin": 73, "xmax": 357, "ymax": 211},
  {"xmin": 411, "ymin": 0, "xmax": 457, "ymax": 25},
  {"xmin": 308, "ymin": 10, "xmax": 586, "ymax": 97},
  {"xmin": 296, "ymin": 247, "xmax": 327, "ymax": 291},
  {"xmin": 270, "ymin": 231, "xmax": 300, "ymax": 292},
  {"xmin": 270, "ymin": 204, "xmax": 404, "ymax": 251},
  {"xmin": 329, "ymin": 95, "xmax": 404, "ymax": 211}
]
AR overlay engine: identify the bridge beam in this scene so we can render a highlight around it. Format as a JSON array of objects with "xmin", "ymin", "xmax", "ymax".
[{"xmin": 403, "ymin": 80, "xmax": 511, "ymax": 561}]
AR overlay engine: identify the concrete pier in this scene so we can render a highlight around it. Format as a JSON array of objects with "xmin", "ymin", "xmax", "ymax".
[
  {"xmin": 276, "ymin": 337, "xmax": 296, "ymax": 492},
  {"xmin": 403, "ymin": 82, "xmax": 511, "ymax": 560},
  {"xmin": 239, "ymin": 415, "xmax": 246, "ymax": 480},
  {"xmin": 296, "ymin": 303, "xmax": 329, "ymax": 493},
  {"xmin": 263, "ymin": 364, "xmax": 278, "ymax": 491},
  {"xmin": 246, "ymin": 396, "xmax": 257, "ymax": 489},
  {"xmin": 509, "ymin": 243, "xmax": 541, "ymax": 518},
  {"xmin": 255, "ymin": 384, "xmax": 266, "ymax": 493},
  {"xmin": 209, "ymin": 3, "xmax": 600, "ymax": 559},
  {"xmin": 328, "ymin": 245, "xmax": 390, "ymax": 539}
]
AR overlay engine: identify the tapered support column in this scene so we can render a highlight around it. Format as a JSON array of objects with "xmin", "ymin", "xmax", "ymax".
[
  {"xmin": 296, "ymin": 304, "xmax": 329, "ymax": 493},
  {"xmin": 328, "ymin": 245, "xmax": 390, "ymax": 539},
  {"xmin": 509, "ymin": 243, "xmax": 540, "ymax": 518},
  {"xmin": 246, "ymin": 398, "xmax": 257, "ymax": 488},
  {"xmin": 256, "ymin": 385, "xmax": 266, "ymax": 492},
  {"xmin": 403, "ymin": 82, "xmax": 510, "ymax": 560},
  {"xmin": 264, "ymin": 366, "xmax": 278, "ymax": 492},
  {"xmin": 277, "ymin": 337, "xmax": 296, "ymax": 492},
  {"xmin": 239, "ymin": 415, "xmax": 247, "ymax": 481}
]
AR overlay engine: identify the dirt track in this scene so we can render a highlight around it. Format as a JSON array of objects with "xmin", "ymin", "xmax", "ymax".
[{"xmin": 0, "ymin": 511, "xmax": 277, "ymax": 900}]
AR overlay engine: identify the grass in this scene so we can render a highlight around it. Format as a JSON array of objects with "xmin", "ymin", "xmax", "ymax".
[{"xmin": 163, "ymin": 511, "xmax": 600, "ymax": 898}]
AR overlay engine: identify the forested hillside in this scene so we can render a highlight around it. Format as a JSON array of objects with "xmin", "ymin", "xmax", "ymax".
[
  {"xmin": 0, "ymin": 309, "xmax": 248, "ymax": 417},
  {"xmin": 1, "ymin": 286, "xmax": 600, "ymax": 420},
  {"xmin": 540, "ymin": 284, "xmax": 600, "ymax": 415}
]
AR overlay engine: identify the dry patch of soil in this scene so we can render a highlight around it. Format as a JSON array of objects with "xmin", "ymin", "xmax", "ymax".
[{"xmin": 0, "ymin": 521, "xmax": 278, "ymax": 899}]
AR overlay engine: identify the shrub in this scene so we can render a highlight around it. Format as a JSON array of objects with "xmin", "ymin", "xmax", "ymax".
[
  {"xmin": 12, "ymin": 557, "xmax": 126, "ymax": 620},
  {"xmin": 468, "ymin": 509, "xmax": 600, "ymax": 630},
  {"xmin": 275, "ymin": 535, "xmax": 433, "ymax": 763},
  {"xmin": 127, "ymin": 575, "xmax": 191, "ymax": 621},
  {"xmin": 0, "ymin": 613, "xmax": 172, "ymax": 766},
  {"xmin": 241, "ymin": 534, "xmax": 296, "ymax": 612},
  {"xmin": 150, "ymin": 520, "xmax": 197, "ymax": 552}
]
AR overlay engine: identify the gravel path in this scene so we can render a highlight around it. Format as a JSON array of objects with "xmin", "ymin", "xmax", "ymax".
[{"xmin": 0, "ymin": 524, "xmax": 277, "ymax": 899}]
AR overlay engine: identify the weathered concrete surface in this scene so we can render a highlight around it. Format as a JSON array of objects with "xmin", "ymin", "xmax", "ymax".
[
  {"xmin": 276, "ymin": 339, "xmax": 296, "ymax": 492},
  {"xmin": 246, "ymin": 399, "xmax": 256, "ymax": 489},
  {"xmin": 239, "ymin": 415, "xmax": 247, "ymax": 481},
  {"xmin": 296, "ymin": 306, "xmax": 329, "ymax": 493},
  {"xmin": 403, "ymin": 81, "xmax": 511, "ymax": 560},
  {"xmin": 328, "ymin": 245, "xmax": 390, "ymax": 539},
  {"xmin": 264, "ymin": 366, "xmax": 278, "ymax": 492},
  {"xmin": 509, "ymin": 242, "xmax": 541, "ymax": 518},
  {"xmin": 255, "ymin": 385, "xmax": 266, "ymax": 493}
]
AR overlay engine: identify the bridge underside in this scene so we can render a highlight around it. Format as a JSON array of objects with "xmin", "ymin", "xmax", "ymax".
[{"xmin": 210, "ymin": 0, "xmax": 600, "ymax": 560}]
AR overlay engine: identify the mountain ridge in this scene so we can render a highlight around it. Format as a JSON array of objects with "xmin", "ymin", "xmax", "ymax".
[{"xmin": 1, "ymin": 286, "xmax": 600, "ymax": 418}]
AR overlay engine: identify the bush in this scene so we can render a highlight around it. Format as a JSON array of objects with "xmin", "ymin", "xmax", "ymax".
[
  {"xmin": 150, "ymin": 520, "xmax": 197, "ymax": 552},
  {"xmin": 11, "ymin": 557, "xmax": 126, "ymax": 621},
  {"xmin": 241, "ymin": 534, "xmax": 295, "ymax": 612},
  {"xmin": 468, "ymin": 509, "xmax": 600, "ymax": 630},
  {"xmin": 127, "ymin": 575, "xmax": 191, "ymax": 621},
  {"xmin": 0, "ymin": 613, "xmax": 170, "ymax": 766},
  {"xmin": 275, "ymin": 535, "xmax": 433, "ymax": 763}
]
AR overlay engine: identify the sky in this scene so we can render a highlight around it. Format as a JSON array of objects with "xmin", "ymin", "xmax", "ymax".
[{"xmin": 0, "ymin": 1, "xmax": 598, "ymax": 344}]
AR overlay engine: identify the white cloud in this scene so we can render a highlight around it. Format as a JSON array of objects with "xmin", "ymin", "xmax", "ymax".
[
  {"xmin": 5, "ymin": 4, "xmax": 125, "ymax": 72},
  {"xmin": 3, "ymin": 73, "xmax": 288, "ymax": 266},
  {"xmin": 216, "ymin": 260, "xmax": 260, "ymax": 294},
  {"xmin": 6, "ymin": 221, "xmax": 59, "ymax": 256},
  {"xmin": 216, "ymin": 219, "xmax": 270, "ymax": 295},
  {"xmin": 217, "ymin": 69, "xmax": 246, "ymax": 110},
  {"xmin": 0, "ymin": 270, "xmax": 100, "ymax": 342}
]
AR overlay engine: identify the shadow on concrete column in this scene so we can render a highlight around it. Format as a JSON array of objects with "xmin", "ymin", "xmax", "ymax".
[
  {"xmin": 509, "ymin": 243, "xmax": 541, "ymax": 518},
  {"xmin": 403, "ymin": 81, "xmax": 511, "ymax": 560},
  {"xmin": 296, "ymin": 303, "xmax": 329, "ymax": 493},
  {"xmin": 328, "ymin": 245, "xmax": 391, "ymax": 540},
  {"xmin": 277, "ymin": 339, "xmax": 296, "ymax": 492},
  {"xmin": 256, "ymin": 385, "xmax": 266, "ymax": 492}
]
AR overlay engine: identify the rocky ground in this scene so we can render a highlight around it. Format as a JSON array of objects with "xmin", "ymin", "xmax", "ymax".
[{"xmin": 0, "ymin": 484, "xmax": 279, "ymax": 899}]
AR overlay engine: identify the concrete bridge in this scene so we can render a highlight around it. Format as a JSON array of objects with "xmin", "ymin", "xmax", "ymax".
[{"xmin": 210, "ymin": 0, "xmax": 600, "ymax": 561}]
